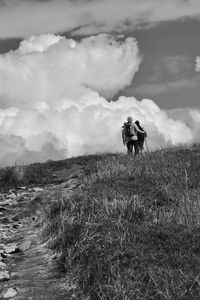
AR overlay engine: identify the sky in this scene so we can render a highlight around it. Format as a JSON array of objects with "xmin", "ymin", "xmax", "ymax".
[{"xmin": 0, "ymin": 0, "xmax": 200, "ymax": 164}]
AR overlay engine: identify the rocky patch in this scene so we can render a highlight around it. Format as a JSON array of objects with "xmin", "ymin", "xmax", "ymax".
[{"xmin": 0, "ymin": 165, "xmax": 83, "ymax": 299}]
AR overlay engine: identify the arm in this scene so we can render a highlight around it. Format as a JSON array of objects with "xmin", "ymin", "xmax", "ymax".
[
  {"xmin": 122, "ymin": 129, "xmax": 126, "ymax": 145},
  {"xmin": 134, "ymin": 123, "xmax": 144, "ymax": 134}
]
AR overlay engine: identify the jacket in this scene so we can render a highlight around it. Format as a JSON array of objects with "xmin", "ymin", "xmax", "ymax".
[{"xmin": 122, "ymin": 122, "xmax": 144, "ymax": 144}]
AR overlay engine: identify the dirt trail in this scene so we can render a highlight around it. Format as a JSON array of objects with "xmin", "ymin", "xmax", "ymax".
[{"xmin": 0, "ymin": 166, "xmax": 83, "ymax": 299}]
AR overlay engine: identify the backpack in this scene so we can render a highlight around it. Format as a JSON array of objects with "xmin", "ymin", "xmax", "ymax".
[{"xmin": 124, "ymin": 122, "xmax": 134, "ymax": 138}]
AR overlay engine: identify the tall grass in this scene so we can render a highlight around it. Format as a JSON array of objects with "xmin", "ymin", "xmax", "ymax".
[{"xmin": 41, "ymin": 144, "xmax": 200, "ymax": 298}]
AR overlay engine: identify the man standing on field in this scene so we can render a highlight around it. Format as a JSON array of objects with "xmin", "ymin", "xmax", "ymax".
[{"xmin": 122, "ymin": 116, "xmax": 145, "ymax": 156}]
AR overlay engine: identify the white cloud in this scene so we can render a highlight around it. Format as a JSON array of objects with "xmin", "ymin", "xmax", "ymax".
[
  {"xmin": 195, "ymin": 56, "xmax": 200, "ymax": 72},
  {"xmin": 0, "ymin": 0, "xmax": 200, "ymax": 38},
  {"xmin": 0, "ymin": 33, "xmax": 197, "ymax": 165},
  {"xmin": 167, "ymin": 107, "xmax": 200, "ymax": 142}
]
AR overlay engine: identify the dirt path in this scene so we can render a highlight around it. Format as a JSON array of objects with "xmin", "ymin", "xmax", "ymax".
[{"xmin": 0, "ymin": 166, "xmax": 83, "ymax": 299}]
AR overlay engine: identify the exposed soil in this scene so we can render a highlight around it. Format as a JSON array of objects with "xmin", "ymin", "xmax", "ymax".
[{"xmin": 0, "ymin": 165, "xmax": 83, "ymax": 299}]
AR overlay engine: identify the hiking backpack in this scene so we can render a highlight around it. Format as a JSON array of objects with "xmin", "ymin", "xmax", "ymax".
[{"xmin": 124, "ymin": 122, "xmax": 134, "ymax": 138}]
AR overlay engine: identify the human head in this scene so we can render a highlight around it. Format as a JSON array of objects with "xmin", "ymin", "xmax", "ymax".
[
  {"xmin": 127, "ymin": 116, "xmax": 133, "ymax": 123},
  {"xmin": 135, "ymin": 120, "xmax": 140, "ymax": 126}
]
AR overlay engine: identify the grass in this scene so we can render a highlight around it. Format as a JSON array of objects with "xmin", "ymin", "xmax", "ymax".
[
  {"xmin": 0, "ymin": 154, "xmax": 103, "ymax": 190},
  {"xmin": 2, "ymin": 143, "xmax": 200, "ymax": 299},
  {"xmin": 40, "ymin": 144, "xmax": 200, "ymax": 299}
]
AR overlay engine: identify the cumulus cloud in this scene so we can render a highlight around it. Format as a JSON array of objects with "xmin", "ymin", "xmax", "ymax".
[
  {"xmin": 1, "ymin": 0, "xmax": 200, "ymax": 38},
  {"xmin": 167, "ymin": 107, "xmax": 200, "ymax": 142},
  {"xmin": 0, "ymin": 33, "xmax": 197, "ymax": 165},
  {"xmin": 195, "ymin": 56, "xmax": 200, "ymax": 72}
]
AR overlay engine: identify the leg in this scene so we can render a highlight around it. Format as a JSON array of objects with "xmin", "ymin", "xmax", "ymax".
[
  {"xmin": 133, "ymin": 140, "xmax": 139, "ymax": 155},
  {"xmin": 127, "ymin": 141, "xmax": 133, "ymax": 155},
  {"xmin": 140, "ymin": 138, "xmax": 144, "ymax": 151},
  {"xmin": 138, "ymin": 137, "xmax": 144, "ymax": 152}
]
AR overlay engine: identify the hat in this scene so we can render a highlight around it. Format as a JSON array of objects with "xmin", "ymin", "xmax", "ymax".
[{"xmin": 127, "ymin": 116, "xmax": 133, "ymax": 122}]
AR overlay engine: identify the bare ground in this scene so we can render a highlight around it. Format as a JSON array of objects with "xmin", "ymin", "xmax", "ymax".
[{"xmin": 0, "ymin": 165, "xmax": 83, "ymax": 300}]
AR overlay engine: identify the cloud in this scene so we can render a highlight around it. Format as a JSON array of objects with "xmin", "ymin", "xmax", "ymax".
[
  {"xmin": 133, "ymin": 55, "xmax": 196, "ymax": 97},
  {"xmin": 160, "ymin": 55, "xmax": 193, "ymax": 77},
  {"xmin": 195, "ymin": 56, "xmax": 200, "ymax": 72},
  {"xmin": 1, "ymin": 0, "xmax": 200, "ymax": 38},
  {"xmin": 0, "ymin": 33, "xmax": 198, "ymax": 165},
  {"xmin": 167, "ymin": 107, "xmax": 200, "ymax": 141},
  {"xmin": 134, "ymin": 76, "xmax": 199, "ymax": 96},
  {"xmin": 0, "ymin": 33, "xmax": 140, "ymax": 105}
]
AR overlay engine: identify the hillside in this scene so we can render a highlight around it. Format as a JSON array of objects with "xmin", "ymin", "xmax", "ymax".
[{"xmin": 0, "ymin": 144, "xmax": 200, "ymax": 299}]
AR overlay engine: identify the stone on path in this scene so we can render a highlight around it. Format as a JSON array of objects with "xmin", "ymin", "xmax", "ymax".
[
  {"xmin": 6, "ymin": 193, "xmax": 17, "ymax": 199},
  {"xmin": 0, "ymin": 270, "xmax": 10, "ymax": 281},
  {"xmin": 2, "ymin": 287, "xmax": 18, "ymax": 298},
  {"xmin": 19, "ymin": 239, "xmax": 32, "ymax": 251},
  {"xmin": 0, "ymin": 199, "xmax": 17, "ymax": 206},
  {"xmin": 1, "ymin": 252, "xmax": 12, "ymax": 259},
  {"xmin": 4, "ymin": 243, "xmax": 20, "ymax": 254},
  {"xmin": 18, "ymin": 186, "xmax": 26, "ymax": 190},
  {"xmin": 0, "ymin": 262, "xmax": 7, "ymax": 269},
  {"xmin": 31, "ymin": 187, "xmax": 44, "ymax": 192},
  {"xmin": 11, "ymin": 272, "xmax": 18, "ymax": 279}
]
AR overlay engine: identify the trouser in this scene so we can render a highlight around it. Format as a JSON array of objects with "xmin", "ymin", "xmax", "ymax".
[
  {"xmin": 138, "ymin": 137, "xmax": 145, "ymax": 151},
  {"xmin": 126, "ymin": 140, "xmax": 139, "ymax": 155}
]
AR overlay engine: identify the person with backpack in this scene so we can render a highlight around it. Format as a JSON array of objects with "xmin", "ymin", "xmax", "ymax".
[
  {"xmin": 122, "ymin": 116, "xmax": 145, "ymax": 156},
  {"xmin": 135, "ymin": 120, "xmax": 147, "ymax": 153}
]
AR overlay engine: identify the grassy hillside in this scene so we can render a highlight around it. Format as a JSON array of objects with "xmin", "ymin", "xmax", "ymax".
[
  {"xmin": 2, "ymin": 144, "xmax": 200, "ymax": 299},
  {"xmin": 41, "ymin": 144, "xmax": 200, "ymax": 299}
]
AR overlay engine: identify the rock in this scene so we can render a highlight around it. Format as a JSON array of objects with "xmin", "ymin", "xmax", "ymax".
[
  {"xmin": 4, "ymin": 244, "xmax": 20, "ymax": 254},
  {"xmin": 11, "ymin": 272, "xmax": 18, "ymax": 279},
  {"xmin": 6, "ymin": 193, "xmax": 16, "ymax": 199},
  {"xmin": 1, "ymin": 252, "xmax": 11, "ymax": 259},
  {"xmin": 2, "ymin": 287, "xmax": 17, "ymax": 298},
  {"xmin": 0, "ymin": 262, "xmax": 7, "ymax": 269},
  {"xmin": 18, "ymin": 186, "xmax": 26, "ymax": 190},
  {"xmin": 0, "ymin": 199, "xmax": 16, "ymax": 206},
  {"xmin": 31, "ymin": 187, "xmax": 44, "ymax": 192},
  {"xmin": 19, "ymin": 240, "xmax": 32, "ymax": 251},
  {"xmin": 0, "ymin": 270, "xmax": 10, "ymax": 281},
  {"xmin": 0, "ymin": 250, "xmax": 5, "ymax": 261},
  {"xmin": 16, "ymin": 195, "xmax": 26, "ymax": 202}
]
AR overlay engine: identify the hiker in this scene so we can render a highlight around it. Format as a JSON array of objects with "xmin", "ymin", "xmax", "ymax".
[
  {"xmin": 122, "ymin": 116, "xmax": 145, "ymax": 156},
  {"xmin": 135, "ymin": 120, "xmax": 147, "ymax": 153}
]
